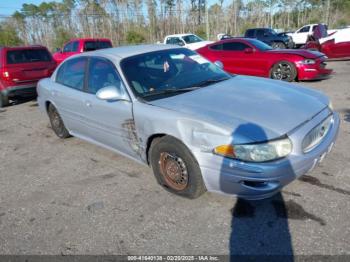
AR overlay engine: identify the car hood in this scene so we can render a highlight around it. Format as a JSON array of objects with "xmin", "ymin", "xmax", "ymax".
[
  {"xmin": 186, "ymin": 41, "xmax": 213, "ymax": 50},
  {"xmin": 149, "ymin": 76, "xmax": 328, "ymax": 142},
  {"xmin": 266, "ymin": 49, "xmax": 325, "ymax": 59}
]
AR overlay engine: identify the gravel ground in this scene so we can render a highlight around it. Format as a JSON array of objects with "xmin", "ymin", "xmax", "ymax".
[{"xmin": 0, "ymin": 61, "xmax": 349, "ymax": 256}]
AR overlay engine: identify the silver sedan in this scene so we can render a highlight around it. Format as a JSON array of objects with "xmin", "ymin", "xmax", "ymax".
[{"xmin": 37, "ymin": 45, "xmax": 339, "ymax": 199}]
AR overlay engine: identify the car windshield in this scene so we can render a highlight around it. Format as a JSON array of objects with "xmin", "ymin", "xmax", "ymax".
[
  {"xmin": 247, "ymin": 39, "xmax": 273, "ymax": 51},
  {"xmin": 121, "ymin": 48, "xmax": 230, "ymax": 100},
  {"xmin": 268, "ymin": 29, "xmax": 277, "ymax": 35},
  {"xmin": 182, "ymin": 35, "xmax": 204, "ymax": 44}
]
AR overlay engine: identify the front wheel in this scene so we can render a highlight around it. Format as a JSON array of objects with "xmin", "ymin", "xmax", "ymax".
[
  {"xmin": 271, "ymin": 42, "xmax": 286, "ymax": 49},
  {"xmin": 149, "ymin": 136, "xmax": 206, "ymax": 199},
  {"xmin": 48, "ymin": 104, "xmax": 70, "ymax": 138},
  {"xmin": 270, "ymin": 61, "xmax": 297, "ymax": 82}
]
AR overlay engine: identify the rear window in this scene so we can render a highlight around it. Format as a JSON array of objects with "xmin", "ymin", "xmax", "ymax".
[
  {"xmin": 83, "ymin": 41, "xmax": 112, "ymax": 51},
  {"xmin": 6, "ymin": 49, "xmax": 51, "ymax": 64}
]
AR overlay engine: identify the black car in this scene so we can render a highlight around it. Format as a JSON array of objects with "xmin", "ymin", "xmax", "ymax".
[{"xmin": 244, "ymin": 28, "xmax": 294, "ymax": 49}]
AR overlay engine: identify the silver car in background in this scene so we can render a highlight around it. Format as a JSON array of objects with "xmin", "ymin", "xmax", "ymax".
[{"xmin": 37, "ymin": 45, "xmax": 339, "ymax": 199}]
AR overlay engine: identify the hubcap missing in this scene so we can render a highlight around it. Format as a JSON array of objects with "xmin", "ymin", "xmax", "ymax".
[{"xmin": 159, "ymin": 152, "xmax": 188, "ymax": 191}]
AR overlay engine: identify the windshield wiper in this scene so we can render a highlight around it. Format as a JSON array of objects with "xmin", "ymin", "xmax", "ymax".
[
  {"xmin": 142, "ymin": 77, "xmax": 230, "ymax": 98},
  {"xmin": 194, "ymin": 77, "xmax": 230, "ymax": 87},
  {"xmin": 142, "ymin": 86, "xmax": 200, "ymax": 97}
]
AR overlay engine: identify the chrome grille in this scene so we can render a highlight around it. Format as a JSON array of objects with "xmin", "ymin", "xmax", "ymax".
[{"xmin": 302, "ymin": 115, "xmax": 332, "ymax": 153}]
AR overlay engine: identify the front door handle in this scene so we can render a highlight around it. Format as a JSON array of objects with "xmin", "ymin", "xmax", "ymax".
[{"xmin": 85, "ymin": 101, "xmax": 92, "ymax": 107}]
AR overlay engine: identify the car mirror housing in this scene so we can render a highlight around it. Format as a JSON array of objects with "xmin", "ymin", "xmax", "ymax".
[
  {"xmin": 244, "ymin": 47, "xmax": 254, "ymax": 54},
  {"xmin": 96, "ymin": 85, "xmax": 129, "ymax": 102}
]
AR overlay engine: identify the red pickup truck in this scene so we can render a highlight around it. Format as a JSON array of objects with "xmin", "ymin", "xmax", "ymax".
[
  {"xmin": 0, "ymin": 45, "xmax": 56, "ymax": 107},
  {"xmin": 52, "ymin": 38, "xmax": 113, "ymax": 64}
]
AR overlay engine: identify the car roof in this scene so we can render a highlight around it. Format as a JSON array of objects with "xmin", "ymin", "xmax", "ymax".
[
  {"xmin": 247, "ymin": 28, "xmax": 272, "ymax": 30},
  {"xmin": 69, "ymin": 38, "xmax": 112, "ymax": 42},
  {"xmin": 0, "ymin": 45, "xmax": 49, "ymax": 52},
  {"xmin": 79, "ymin": 44, "xmax": 180, "ymax": 60},
  {"xmin": 213, "ymin": 37, "xmax": 250, "ymax": 44},
  {"xmin": 166, "ymin": 34, "xmax": 195, "ymax": 38}
]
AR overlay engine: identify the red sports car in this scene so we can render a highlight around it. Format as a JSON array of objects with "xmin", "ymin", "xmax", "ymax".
[{"xmin": 196, "ymin": 38, "xmax": 333, "ymax": 82}]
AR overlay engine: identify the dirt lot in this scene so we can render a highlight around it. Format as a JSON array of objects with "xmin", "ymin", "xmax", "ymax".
[{"xmin": 0, "ymin": 61, "xmax": 350, "ymax": 256}]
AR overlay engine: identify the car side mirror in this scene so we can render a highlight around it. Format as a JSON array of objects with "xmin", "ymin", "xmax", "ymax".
[
  {"xmin": 96, "ymin": 85, "xmax": 129, "ymax": 102},
  {"xmin": 214, "ymin": 60, "xmax": 224, "ymax": 69},
  {"xmin": 244, "ymin": 47, "xmax": 254, "ymax": 54},
  {"xmin": 178, "ymin": 41, "xmax": 185, "ymax": 46}
]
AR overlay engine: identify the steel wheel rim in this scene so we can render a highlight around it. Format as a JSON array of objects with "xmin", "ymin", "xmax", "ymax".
[
  {"xmin": 159, "ymin": 152, "xmax": 188, "ymax": 191},
  {"xmin": 272, "ymin": 63, "xmax": 292, "ymax": 80},
  {"xmin": 51, "ymin": 109, "xmax": 63, "ymax": 133}
]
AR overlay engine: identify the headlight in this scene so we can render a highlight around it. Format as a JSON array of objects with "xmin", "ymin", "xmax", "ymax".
[
  {"xmin": 214, "ymin": 137, "xmax": 292, "ymax": 162},
  {"xmin": 300, "ymin": 59, "xmax": 316, "ymax": 65},
  {"xmin": 328, "ymin": 101, "xmax": 333, "ymax": 111}
]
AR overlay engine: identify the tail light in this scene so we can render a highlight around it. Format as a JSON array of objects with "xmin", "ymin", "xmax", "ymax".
[{"xmin": 0, "ymin": 68, "xmax": 10, "ymax": 81}]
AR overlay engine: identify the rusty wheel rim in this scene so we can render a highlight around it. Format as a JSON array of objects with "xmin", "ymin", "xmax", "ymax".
[
  {"xmin": 50, "ymin": 108, "xmax": 64, "ymax": 134},
  {"xmin": 159, "ymin": 152, "xmax": 188, "ymax": 191}
]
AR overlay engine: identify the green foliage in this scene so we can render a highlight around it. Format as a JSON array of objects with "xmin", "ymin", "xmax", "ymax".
[
  {"xmin": 195, "ymin": 27, "xmax": 206, "ymax": 39},
  {"xmin": 335, "ymin": 18, "xmax": 349, "ymax": 28},
  {"xmin": 126, "ymin": 31, "xmax": 146, "ymax": 44},
  {"xmin": 0, "ymin": 24, "xmax": 23, "ymax": 46},
  {"xmin": 53, "ymin": 28, "xmax": 75, "ymax": 49}
]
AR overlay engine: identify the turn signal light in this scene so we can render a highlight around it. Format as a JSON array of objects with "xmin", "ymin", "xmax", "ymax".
[{"xmin": 214, "ymin": 145, "xmax": 235, "ymax": 158}]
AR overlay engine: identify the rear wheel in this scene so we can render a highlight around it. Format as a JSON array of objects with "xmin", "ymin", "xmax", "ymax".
[
  {"xmin": 149, "ymin": 136, "xmax": 206, "ymax": 199},
  {"xmin": 271, "ymin": 42, "xmax": 286, "ymax": 49},
  {"xmin": 48, "ymin": 104, "xmax": 70, "ymax": 138},
  {"xmin": 0, "ymin": 93, "xmax": 9, "ymax": 108},
  {"xmin": 270, "ymin": 61, "xmax": 297, "ymax": 82}
]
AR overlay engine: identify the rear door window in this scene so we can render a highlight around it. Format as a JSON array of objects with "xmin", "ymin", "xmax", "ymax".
[
  {"xmin": 56, "ymin": 57, "xmax": 87, "ymax": 91},
  {"xmin": 166, "ymin": 37, "xmax": 184, "ymax": 45},
  {"xmin": 210, "ymin": 44, "xmax": 223, "ymax": 50},
  {"xmin": 98, "ymin": 41, "xmax": 112, "ymax": 49},
  {"xmin": 222, "ymin": 42, "xmax": 249, "ymax": 51},
  {"xmin": 256, "ymin": 29, "xmax": 266, "ymax": 38},
  {"xmin": 6, "ymin": 49, "xmax": 52, "ymax": 64},
  {"xmin": 83, "ymin": 41, "xmax": 112, "ymax": 52}
]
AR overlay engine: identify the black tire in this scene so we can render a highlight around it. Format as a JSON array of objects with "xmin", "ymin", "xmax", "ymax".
[
  {"xmin": 149, "ymin": 136, "xmax": 206, "ymax": 199},
  {"xmin": 0, "ymin": 93, "xmax": 9, "ymax": 108},
  {"xmin": 271, "ymin": 42, "xmax": 286, "ymax": 49},
  {"xmin": 270, "ymin": 61, "xmax": 297, "ymax": 82},
  {"xmin": 48, "ymin": 104, "xmax": 70, "ymax": 138}
]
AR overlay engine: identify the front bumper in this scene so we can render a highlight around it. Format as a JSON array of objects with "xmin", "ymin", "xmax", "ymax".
[
  {"xmin": 297, "ymin": 60, "xmax": 333, "ymax": 81},
  {"xmin": 194, "ymin": 109, "xmax": 340, "ymax": 200},
  {"xmin": 0, "ymin": 84, "xmax": 37, "ymax": 98}
]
